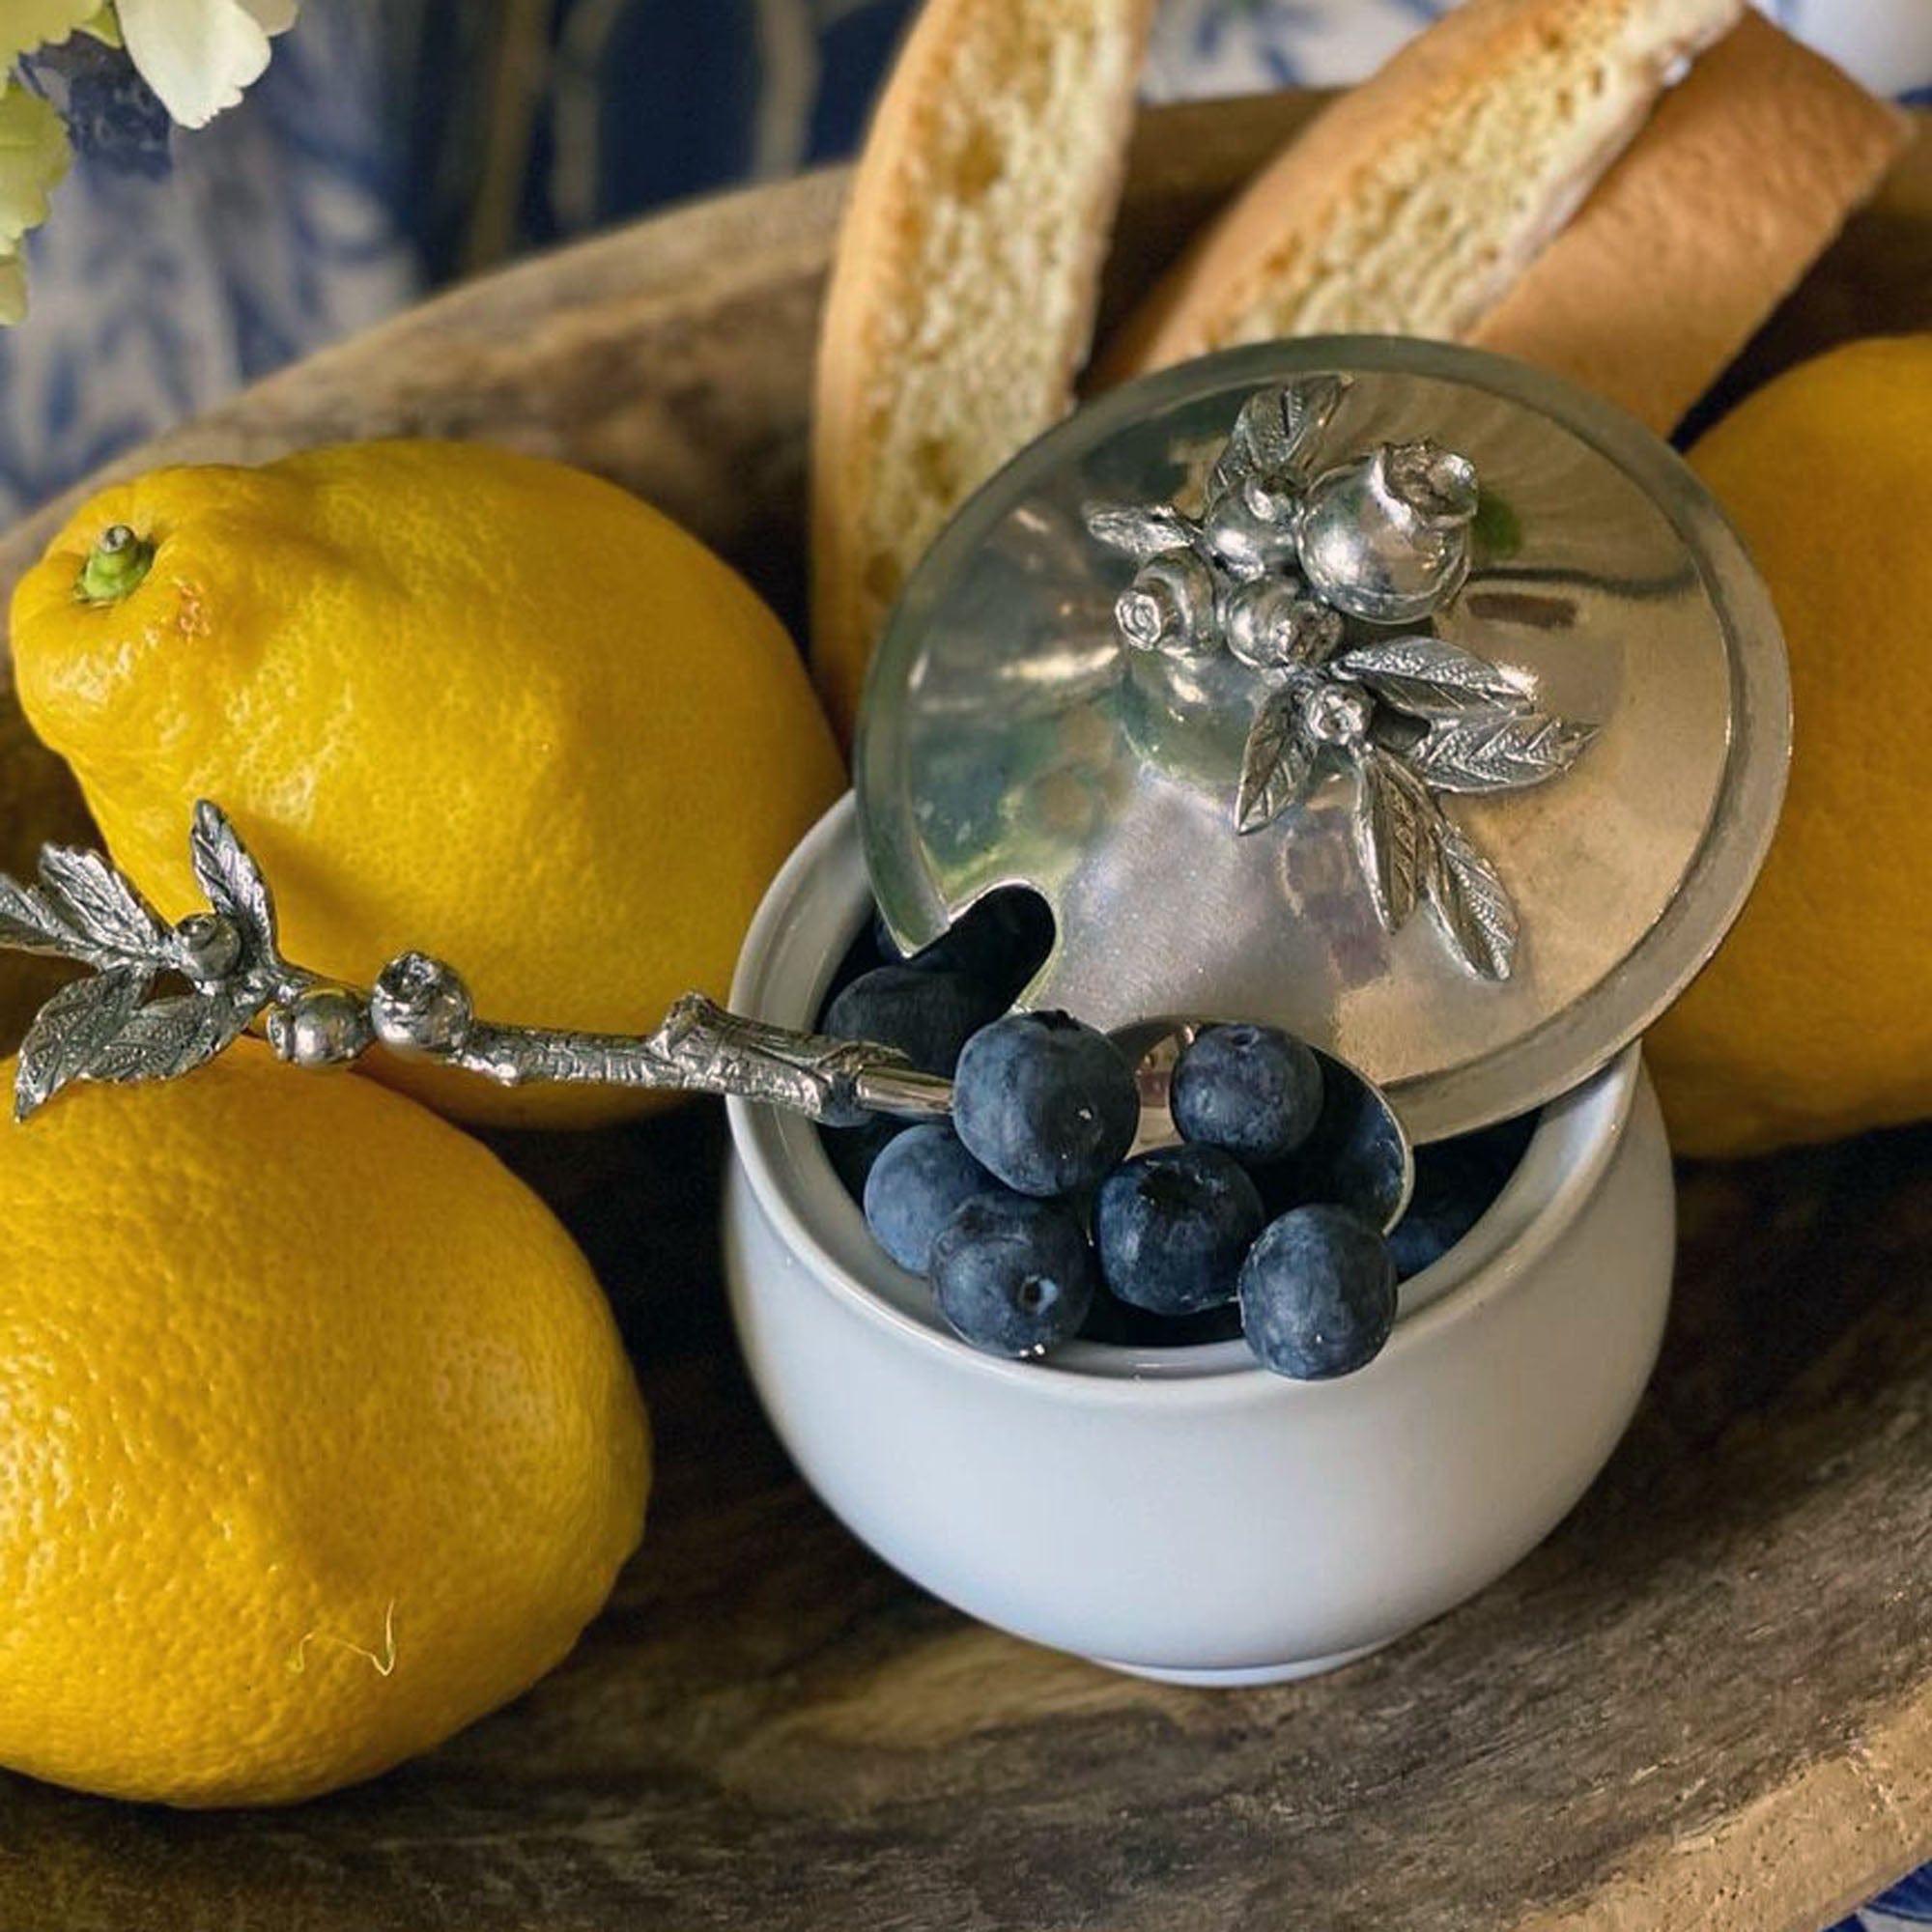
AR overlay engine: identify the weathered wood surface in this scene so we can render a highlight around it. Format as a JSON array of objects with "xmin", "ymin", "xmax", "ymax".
[
  {"xmin": 1, "ymin": 1112, "xmax": 1929, "ymax": 1932},
  {"xmin": 0, "ymin": 91, "xmax": 1927, "ymax": 1932}
]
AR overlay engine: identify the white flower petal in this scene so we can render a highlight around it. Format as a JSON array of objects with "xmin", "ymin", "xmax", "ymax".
[
  {"xmin": 0, "ymin": 1, "xmax": 106, "ymax": 69},
  {"xmin": 115, "ymin": 0, "xmax": 292, "ymax": 130},
  {"xmin": 0, "ymin": 249, "xmax": 27, "ymax": 327},
  {"xmin": 0, "ymin": 82, "xmax": 71, "ymax": 249},
  {"xmin": 239, "ymin": 0, "xmax": 298, "ymax": 34}
]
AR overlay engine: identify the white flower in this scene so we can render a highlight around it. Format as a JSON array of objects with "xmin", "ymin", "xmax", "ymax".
[
  {"xmin": 113, "ymin": 0, "xmax": 297, "ymax": 131},
  {"xmin": 0, "ymin": 80, "xmax": 73, "ymax": 323},
  {"xmin": 0, "ymin": 0, "xmax": 296, "ymax": 322}
]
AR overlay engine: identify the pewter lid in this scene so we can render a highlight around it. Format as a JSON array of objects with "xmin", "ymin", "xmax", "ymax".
[{"xmin": 854, "ymin": 338, "xmax": 1790, "ymax": 1144}]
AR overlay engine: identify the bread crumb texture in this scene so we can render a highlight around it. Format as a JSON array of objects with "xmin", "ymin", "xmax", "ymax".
[
  {"xmin": 1470, "ymin": 12, "xmax": 1910, "ymax": 429},
  {"xmin": 1102, "ymin": 0, "xmax": 1743, "ymax": 375},
  {"xmin": 812, "ymin": 0, "xmax": 1151, "ymax": 738}
]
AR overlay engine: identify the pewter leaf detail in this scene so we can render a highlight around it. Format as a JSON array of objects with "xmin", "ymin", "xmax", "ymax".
[
  {"xmin": 1330, "ymin": 637, "xmax": 1530, "ymax": 721},
  {"xmin": 0, "ymin": 877, "xmax": 74, "ymax": 957},
  {"xmin": 189, "ymin": 801, "xmax": 280, "ymax": 965},
  {"xmin": 1407, "ymin": 714, "xmax": 1595, "ymax": 794},
  {"xmin": 34, "ymin": 845, "xmax": 167, "ymax": 963},
  {"xmin": 1084, "ymin": 503, "xmax": 1196, "ymax": 562},
  {"xmin": 1236, "ymin": 687, "xmax": 1319, "ymax": 835},
  {"xmin": 1425, "ymin": 815, "xmax": 1519, "ymax": 981},
  {"xmin": 15, "ymin": 967, "xmax": 152, "ymax": 1121},
  {"xmin": 1085, "ymin": 379, "xmax": 1603, "ymax": 982},
  {"xmin": 1352, "ymin": 749, "xmax": 1432, "ymax": 931},
  {"xmin": 87, "ymin": 993, "xmax": 252, "ymax": 1089},
  {"xmin": 1209, "ymin": 378, "xmax": 1348, "ymax": 499}
]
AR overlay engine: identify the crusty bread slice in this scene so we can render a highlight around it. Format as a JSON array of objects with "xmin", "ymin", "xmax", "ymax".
[
  {"xmin": 1470, "ymin": 13, "xmax": 1911, "ymax": 431},
  {"xmin": 1097, "ymin": 0, "xmax": 1743, "ymax": 382},
  {"xmin": 811, "ymin": 0, "xmax": 1154, "ymax": 743}
]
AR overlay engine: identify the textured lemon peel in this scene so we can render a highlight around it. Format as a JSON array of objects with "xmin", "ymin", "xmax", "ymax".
[{"xmin": 287, "ymin": 1599, "xmax": 399, "ymax": 1680}]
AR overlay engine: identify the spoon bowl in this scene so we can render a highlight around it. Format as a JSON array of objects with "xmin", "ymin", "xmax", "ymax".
[{"xmin": 1107, "ymin": 1016, "xmax": 1414, "ymax": 1235}]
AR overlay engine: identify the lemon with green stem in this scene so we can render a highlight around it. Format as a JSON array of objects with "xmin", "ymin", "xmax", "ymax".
[{"xmin": 11, "ymin": 439, "xmax": 845, "ymax": 1128}]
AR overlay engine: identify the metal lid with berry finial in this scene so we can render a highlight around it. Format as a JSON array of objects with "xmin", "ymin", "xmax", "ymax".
[{"xmin": 853, "ymin": 337, "xmax": 1791, "ymax": 1144}]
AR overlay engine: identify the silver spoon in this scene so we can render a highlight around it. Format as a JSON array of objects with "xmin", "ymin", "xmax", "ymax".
[
  {"xmin": 825, "ymin": 1014, "xmax": 1411, "ymax": 1234},
  {"xmin": 0, "ymin": 800, "xmax": 1414, "ymax": 1236}
]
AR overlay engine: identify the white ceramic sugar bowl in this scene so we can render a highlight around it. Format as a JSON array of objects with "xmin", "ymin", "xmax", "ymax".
[
  {"xmin": 723, "ymin": 339, "xmax": 1788, "ymax": 1684},
  {"xmin": 725, "ymin": 798, "xmax": 1672, "ymax": 1683}
]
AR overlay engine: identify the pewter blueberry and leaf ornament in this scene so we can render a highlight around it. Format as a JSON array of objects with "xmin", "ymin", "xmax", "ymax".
[
  {"xmin": 0, "ymin": 809, "xmax": 280, "ymax": 1121},
  {"xmin": 1087, "ymin": 378, "xmax": 1597, "ymax": 980},
  {"xmin": 855, "ymin": 340, "xmax": 1789, "ymax": 1144},
  {"xmin": 0, "ymin": 803, "xmax": 942, "ymax": 1127}
]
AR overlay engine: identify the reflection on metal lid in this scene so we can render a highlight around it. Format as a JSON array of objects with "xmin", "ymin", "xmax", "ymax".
[{"xmin": 856, "ymin": 338, "xmax": 1790, "ymax": 1144}]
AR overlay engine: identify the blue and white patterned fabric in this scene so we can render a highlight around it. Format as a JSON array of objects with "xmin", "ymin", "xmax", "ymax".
[
  {"xmin": 2, "ymin": 0, "xmax": 1926, "ymax": 525},
  {"xmin": 0, "ymin": 2, "xmax": 413, "ymax": 526},
  {"xmin": 1831, "ymin": 1864, "xmax": 1932, "ymax": 1931},
  {"xmin": 1145, "ymin": 0, "xmax": 1449, "ymax": 97},
  {"xmin": 1147, "ymin": 0, "xmax": 1931, "ymax": 97},
  {"xmin": 2, "ymin": 0, "xmax": 1929, "ymax": 1917}
]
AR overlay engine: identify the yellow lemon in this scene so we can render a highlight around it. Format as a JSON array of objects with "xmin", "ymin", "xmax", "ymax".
[
  {"xmin": 9, "ymin": 441, "xmax": 844, "ymax": 1127},
  {"xmin": 1646, "ymin": 335, "xmax": 1932, "ymax": 1156},
  {"xmin": 0, "ymin": 699, "xmax": 92, "ymax": 1054},
  {"xmin": 0, "ymin": 1045, "xmax": 649, "ymax": 1806}
]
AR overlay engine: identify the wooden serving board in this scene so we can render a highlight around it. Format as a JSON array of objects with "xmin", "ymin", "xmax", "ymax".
[{"xmin": 0, "ymin": 93, "xmax": 1928, "ymax": 1932}]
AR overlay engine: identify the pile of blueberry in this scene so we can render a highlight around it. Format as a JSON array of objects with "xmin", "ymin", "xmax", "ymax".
[{"xmin": 818, "ymin": 896, "xmax": 1535, "ymax": 1378}]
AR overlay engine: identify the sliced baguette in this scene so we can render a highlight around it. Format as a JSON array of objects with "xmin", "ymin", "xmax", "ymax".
[
  {"xmin": 1470, "ymin": 13, "xmax": 1912, "ymax": 431},
  {"xmin": 811, "ymin": 0, "xmax": 1154, "ymax": 742},
  {"xmin": 1097, "ymin": 0, "xmax": 1743, "ymax": 382}
]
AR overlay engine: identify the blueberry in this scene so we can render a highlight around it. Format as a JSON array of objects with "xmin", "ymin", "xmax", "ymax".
[
  {"xmin": 820, "ymin": 1115, "xmax": 907, "ymax": 1201},
  {"xmin": 1386, "ymin": 1143, "xmax": 1497, "ymax": 1280},
  {"xmin": 1094, "ymin": 1144, "xmax": 1265, "ymax": 1316},
  {"xmin": 1463, "ymin": 1108, "xmax": 1540, "ymax": 1182},
  {"xmin": 929, "ymin": 1194, "xmax": 1095, "ymax": 1357},
  {"xmin": 1237, "ymin": 1205, "xmax": 1398, "ymax": 1379},
  {"xmin": 1386, "ymin": 1112, "xmax": 1540, "ymax": 1281},
  {"xmin": 816, "ymin": 917, "xmax": 894, "ymax": 1027},
  {"xmin": 1251, "ymin": 1070, "xmax": 1406, "ymax": 1229},
  {"xmin": 878, "ymin": 890, "xmax": 1055, "ymax": 1003},
  {"xmin": 1385, "ymin": 1207, "xmax": 1462, "ymax": 1283},
  {"xmin": 952, "ymin": 1010, "xmax": 1140, "ymax": 1197},
  {"xmin": 825, "ymin": 965, "xmax": 1005, "ymax": 1079},
  {"xmin": 1172, "ymin": 1022, "xmax": 1323, "ymax": 1165},
  {"xmin": 936, "ymin": 893, "xmax": 1056, "ymax": 991},
  {"xmin": 863, "ymin": 1123, "xmax": 1004, "ymax": 1275}
]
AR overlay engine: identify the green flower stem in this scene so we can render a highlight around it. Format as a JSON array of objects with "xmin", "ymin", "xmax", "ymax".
[{"xmin": 74, "ymin": 525, "xmax": 155, "ymax": 606}]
